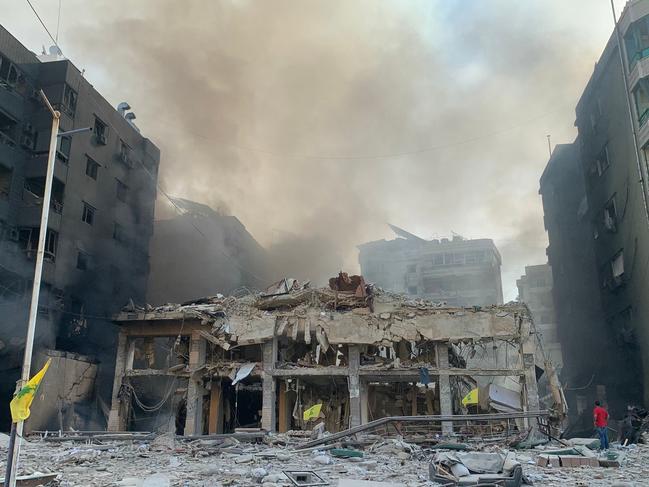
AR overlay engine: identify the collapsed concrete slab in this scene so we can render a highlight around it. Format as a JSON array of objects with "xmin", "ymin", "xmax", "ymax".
[{"xmin": 107, "ymin": 283, "xmax": 554, "ymax": 438}]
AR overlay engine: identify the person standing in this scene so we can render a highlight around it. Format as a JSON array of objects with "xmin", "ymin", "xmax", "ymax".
[{"xmin": 593, "ymin": 400, "xmax": 609, "ymax": 450}]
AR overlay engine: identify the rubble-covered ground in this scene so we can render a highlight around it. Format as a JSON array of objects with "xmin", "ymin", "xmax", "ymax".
[{"xmin": 3, "ymin": 432, "xmax": 649, "ymax": 486}]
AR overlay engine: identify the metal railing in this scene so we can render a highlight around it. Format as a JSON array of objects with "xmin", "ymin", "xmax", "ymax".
[{"xmin": 640, "ymin": 107, "xmax": 649, "ymax": 127}]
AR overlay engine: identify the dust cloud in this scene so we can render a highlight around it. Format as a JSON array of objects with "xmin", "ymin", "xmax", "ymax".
[{"xmin": 2, "ymin": 0, "xmax": 622, "ymax": 297}]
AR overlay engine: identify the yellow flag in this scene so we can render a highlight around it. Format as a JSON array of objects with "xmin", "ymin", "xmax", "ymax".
[
  {"xmin": 303, "ymin": 403, "xmax": 323, "ymax": 421},
  {"xmin": 10, "ymin": 358, "xmax": 51, "ymax": 422},
  {"xmin": 461, "ymin": 388, "xmax": 479, "ymax": 406}
]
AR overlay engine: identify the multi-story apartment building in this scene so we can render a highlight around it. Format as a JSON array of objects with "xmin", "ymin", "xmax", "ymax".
[
  {"xmin": 358, "ymin": 225, "xmax": 503, "ymax": 307},
  {"xmin": 542, "ymin": 0, "xmax": 649, "ymax": 417},
  {"xmin": 539, "ymin": 144, "xmax": 612, "ymax": 426},
  {"xmin": 516, "ymin": 264, "xmax": 563, "ymax": 370},
  {"xmin": 0, "ymin": 25, "xmax": 159, "ymax": 428}
]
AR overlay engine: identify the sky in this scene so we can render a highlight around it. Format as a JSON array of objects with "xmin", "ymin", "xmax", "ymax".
[{"xmin": 0, "ymin": 0, "xmax": 630, "ymax": 299}]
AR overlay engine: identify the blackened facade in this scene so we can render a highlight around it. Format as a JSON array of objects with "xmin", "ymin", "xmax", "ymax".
[{"xmin": 0, "ymin": 25, "xmax": 159, "ymax": 427}]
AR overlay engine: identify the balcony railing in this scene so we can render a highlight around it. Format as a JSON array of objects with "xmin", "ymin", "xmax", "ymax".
[
  {"xmin": 639, "ymin": 107, "xmax": 649, "ymax": 127},
  {"xmin": 0, "ymin": 131, "xmax": 17, "ymax": 148},
  {"xmin": 630, "ymin": 47, "xmax": 649, "ymax": 69}
]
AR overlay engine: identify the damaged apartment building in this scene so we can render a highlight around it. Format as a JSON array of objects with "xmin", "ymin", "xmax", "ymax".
[
  {"xmin": 105, "ymin": 274, "xmax": 562, "ymax": 439},
  {"xmin": 541, "ymin": 0, "xmax": 649, "ymax": 424},
  {"xmin": 358, "ymin": 224, "xmax": 504, "ymax": 307},
  {"xmin": 0, "ymin": 25, "xmax": 159, "ymax": 430}
]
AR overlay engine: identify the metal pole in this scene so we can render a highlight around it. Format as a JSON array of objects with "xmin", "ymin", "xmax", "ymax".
[
  {"xmin": 3, "ymin": 423, "xmax": 17, "ymax": 487},
  {"xmin": 7, "ymin": 90, "xmax": 59, "ymax": 487},
  {"xmin": 546, "ymin": 135, "xmax": 552, "ymax": 158},
  {"xmin": 611, "ymin": 0, "xmax": 649, "ymax": 226}
]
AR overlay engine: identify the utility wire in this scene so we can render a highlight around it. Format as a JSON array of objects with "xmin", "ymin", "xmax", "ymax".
[{"xmin": 25, "ymin": 0, "xmax": 63, "ymax": 54}]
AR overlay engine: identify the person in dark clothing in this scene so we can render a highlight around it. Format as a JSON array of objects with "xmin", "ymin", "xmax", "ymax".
[{"xmin": 593, "ymin": 401, "xmax": 609, "ymax": 450}]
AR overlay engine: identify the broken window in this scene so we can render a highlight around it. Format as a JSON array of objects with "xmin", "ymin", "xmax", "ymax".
[
  {"xmin": 76, "ymin": 251, "xmax": 89, "ymax": 270},
  {"xmin": 625, "ymin": 15, "xmax": 649, "ymax": 67},
  {"xmin": 605, "ymin": 250, "xmax": 625, "ymax": 290},
  {"xmin": 23, "ymin": 177, "xmax": 65, "ymax": 213},
  {"xmin": 0, "ymin": 54, "xmax": 20, "ymax": 88},
  {"xmin": 82, "ymin": 202, "xmax": 95, "ymax": 225},
  {"xmin": 119, "ymin": 140, "xmax": 132, "ymax": 167},
  {"xmin": 116, "ymin": 179, "xmax": 128, "ymax": 202},
  {"xmin": 86, "ymin": 157, "xmax": 99, "ymax": 180},
  {"xmin": 57, "ymin": 135, "xmax": 71, "ymax": 163},
  {"xmin": 604, "ymin": 196, "xmax": 617, "ymax": 232},
  {"xmin": 18, "ymin": 227, "xmax": 58, "ymax": 261},
  {"xmin": 0, "ymin": 164, "xmax": 11, "ymax": 198},
  {"xmin": 94, "ymin": 117, "xmax": 108, "ymax": 145},
  {"xmin": 0, "ymin": 110, "xmax": 17, "ymax": 147},
  {"xmin": 62, "ymin": 84, "xmax": 77, "ymax": 116},
  {"xmin": 611, "ymin": 251, "xmax": 624, "ymax": 278},
  {"xmin": 113, "ymin": 222, "xmax": 127, "ymax": 244},
  {"xmin": 595, "ymin": 146, "xmax": 610, "ymax": 176},
  {"xmin": 634, "ymin": 79, "xmax": 649, "ymax": 127}
]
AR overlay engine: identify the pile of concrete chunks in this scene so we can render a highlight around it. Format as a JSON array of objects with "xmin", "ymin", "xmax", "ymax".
[{"xmin": 535, "ymin": 438, "xmax": 621, "ymax": 469}]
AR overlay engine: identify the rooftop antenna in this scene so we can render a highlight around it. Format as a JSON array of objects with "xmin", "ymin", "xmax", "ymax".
[
  {"xmin": 546, "ymin": 135, "xmax": 552, "ymax": 158},
  {"xmin": 55, "ymin": 0, "xmax": 62, "ymax": 44}
]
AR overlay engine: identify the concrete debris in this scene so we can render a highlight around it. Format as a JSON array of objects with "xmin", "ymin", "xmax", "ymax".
[{"xmin": 9, "ymin": 431, "xmax": 649, "ymax": 486}]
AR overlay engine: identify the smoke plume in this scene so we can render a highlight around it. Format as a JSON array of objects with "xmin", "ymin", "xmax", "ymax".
[{"xmin": 2, "ymin": 0, "xmax": 625, "ymax": 297}]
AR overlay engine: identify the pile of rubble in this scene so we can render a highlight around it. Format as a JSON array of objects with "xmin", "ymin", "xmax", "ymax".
[{"xmin": 3, "ymin": 429, "xmax": 649, "ymax": 486}]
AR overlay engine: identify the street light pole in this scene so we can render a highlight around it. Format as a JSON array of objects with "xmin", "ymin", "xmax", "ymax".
[{"xmin": 4, "ymin": 90, "xmax": 60, "ymax": 487}]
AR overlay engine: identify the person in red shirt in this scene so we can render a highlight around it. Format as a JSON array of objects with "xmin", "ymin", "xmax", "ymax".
[{"xmin": 593, "ymin": 401, "xmax": 609, "ymax": 450}]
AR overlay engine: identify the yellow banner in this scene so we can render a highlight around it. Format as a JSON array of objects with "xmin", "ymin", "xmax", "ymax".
[
  {"xmin": 461, "ymin": 388, "xmax": 479, "ymax": 406},
  {"xmin": 10, "ymin": 358, "xmax": 51, "ymax": 422},
  {"xmin": 303, "ymin": 403, "xmax": 323, "ymax": 421}
]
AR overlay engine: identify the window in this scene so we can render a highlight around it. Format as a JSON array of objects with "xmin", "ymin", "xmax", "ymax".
[
  {"xmin": 595, "ymin": 146, "xmax": 610, "ymax": 176},
  {"xmin": 634, "ymin": 79, "xmax": 649, "ymax": 126},
  {"xmin": 62, "ymin": 84, "xmax": 77, "ymax": 116},
  {"xmin": 85, "ymin": 157, "xmax": 99, "ymax": 180},
  {"xmin": 0, "ymin": 54, "xmax": 19, "ymax": 87},
  {"xmin": 57, "ymin": 136, "xmax": 71, "ymax": 162},
  {"xmin": 119, "ymin": 140, "xmax": 132, "ymax": 167},
  {"xmin": 113, "ymin": 222, "xmax": 125, "ymax": 243},
  {"xmin": 0, "ymin": 165, "xmax": 11, "ymax": 197},
  {"xmin": 611, "ymin": 251, "xmax": 624, "ymax": 279},
  {"xmin": 44, "ymin": 229, "xmax": 58, "ymax": 261},
  {"xmin": 94, "ymin": 117, "xmax": 108, "ymax": 144},
  {"xmin": 116, "ymin": 179, "xmax": 128, "ymax": 202},
  {"xmin": 82, "ymin": 202, "xmax": 95, "ymax": 225},
  {"xmin": 604, "ymin": 196, "xmax": 617, "ymax": 233},
  {"xmin": 406, "ymin": 264, "xmax": 417, "ymax": 273},
  {"xmin": 0, "ymin": 110, "xmax": 17, "ymax": 146},
  {"xmin": 76, "ymin": 251, "xmax": 89, "ymax": 270},
  {"xmin": 17, "ymin": 227, "xmax": 58, "ymax": 261},
  {"xmin": 407, "ymin": 286, "xmax": 418, "ymax": 295},
  {"xmin": 432, "ymin": 254, "xmax": 444, "ymax": 266}
]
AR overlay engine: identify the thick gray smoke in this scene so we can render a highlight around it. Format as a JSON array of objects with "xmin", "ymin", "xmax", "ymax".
[{"xmin": 1, "ymin": 0, "xmax": 624, "ymax": 297}]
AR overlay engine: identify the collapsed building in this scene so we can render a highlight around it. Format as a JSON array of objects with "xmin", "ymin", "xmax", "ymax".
[{"xmin": 106, "ymin": 274, "xmax": 562, "ymax": 439}]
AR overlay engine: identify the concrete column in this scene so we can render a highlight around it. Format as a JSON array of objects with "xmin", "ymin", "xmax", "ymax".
[
  {"xmin": 108, "ymin": 331, "xmax": 129, "ymax": 432},
  {"xmin": 278, "ymin": 380, "xmax": 290, "ymax": 433},
  {"xmin": 360, "ymin": 380, "xmax": 369, "ymax": 425},
  {"xmin": 348, "ymin": 345, "xmax": 362, "ymax": 428},
  {"xmin": 520, "ymin": 319, "xmax": 540, "ymax": 432},
  {"xmin": 435, "ymin": 343, "xmax": 453, "ymax": 435},
  {"xmin": 262, "ymin": 338, "xmax": 277, "ymax": 431},
  {"xmin": 208, "ymin": 380, "xmax": 223, "ymax": 434},
  {"xmin": 184, "ymin": 331, "xmax": 206, "ymax": 436}
]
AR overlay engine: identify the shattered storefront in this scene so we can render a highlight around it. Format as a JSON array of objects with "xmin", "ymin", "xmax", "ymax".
[{"xmin": 107, "ymin": 277, "xmax": 557, "ymax": 438}]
